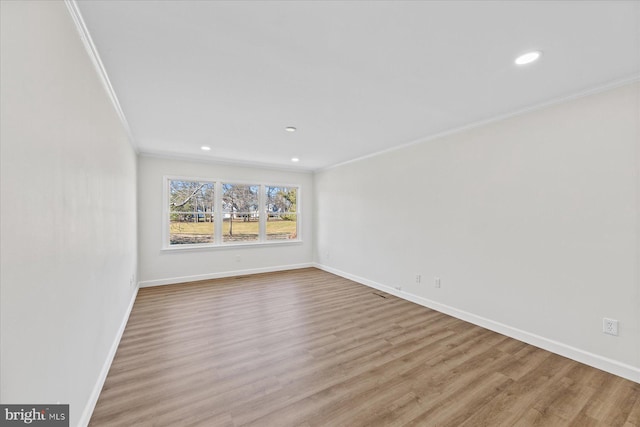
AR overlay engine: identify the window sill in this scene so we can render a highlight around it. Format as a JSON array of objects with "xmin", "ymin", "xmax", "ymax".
[{"xmin": 161, "ymin": 239, "xmax": 303, "ymax": 252}]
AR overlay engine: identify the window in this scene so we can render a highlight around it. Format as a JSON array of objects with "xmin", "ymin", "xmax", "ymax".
[
  {"xmin": 222, "ymin": 183, "xmax": 259, "ymax": 243},
  {"xmin": 169, "ymin": 180, "xmax": 215, "ymax": 245},
  {"xmin": 265, "ymin": 186, "xmax": 297, "ymax": 241},
  {"xmin": 165, "ymin": 177, "xmax": 300, "ymax": 248}
]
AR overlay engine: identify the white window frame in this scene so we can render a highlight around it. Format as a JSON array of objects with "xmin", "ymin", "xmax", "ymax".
[{"xmin": 162, "ymin": 175, "xmax": 302, "ymax": 250}]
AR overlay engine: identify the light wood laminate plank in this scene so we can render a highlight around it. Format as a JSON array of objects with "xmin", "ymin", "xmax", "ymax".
[{"xmin": 90, "ymin": 268, "xmax": 640, "ymax": 426}]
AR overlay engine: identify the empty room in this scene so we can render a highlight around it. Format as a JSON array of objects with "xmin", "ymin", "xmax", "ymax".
[{"xmin": 1, "ymin": 0, "xmax": 639, "ymax": 426}]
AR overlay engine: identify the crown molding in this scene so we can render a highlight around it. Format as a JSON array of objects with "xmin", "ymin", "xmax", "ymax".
[
  {"xmin": 139, "ymin": 150, "xmax": 314, "ymax": 174},
  {"xmin": 316, "ymin": 75, "xmax": 640, "ymax": 173},
  {"xmin": 64, "ymin": 0, "xmax": 137, "ymax": 153}
]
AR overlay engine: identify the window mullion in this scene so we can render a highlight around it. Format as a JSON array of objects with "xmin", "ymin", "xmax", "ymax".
[
  {"xmin": 259, "ymin": 184, "xmax": 266, "ymax": 241},
  {"xmin": 214, "ymin": 181, "xmax": 222, "ymax": 244},
  {"xmin": 163, "ymin": 177, "xmax": 170, "ymax": 247}
]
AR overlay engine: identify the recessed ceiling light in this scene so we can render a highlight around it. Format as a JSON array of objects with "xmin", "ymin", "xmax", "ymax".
[
  {"xmin": 201, "ymin": 146, "xmax": 211, "ymax": 151},
  {"xmin": 291, "ymin": 157, "xmax": 300, "ymax": 162},
  {"xmin": 515, "ymin": 51, "xmax": 542, "ymax": 66},
  {"xmin": 285, "ymin": 127, "xmax": 297, "ymax": 132}
]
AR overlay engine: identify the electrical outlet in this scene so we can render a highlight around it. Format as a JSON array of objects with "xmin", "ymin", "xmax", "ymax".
[
  {"xmin": 434, "ymin": 277, "xmax": 441, "ymax": 288},
  {"xmin": 235, "ymin": 255, "xmax": 241, "ymax": 262},
  {"xmin": 416, "ymin": 275, "xmax": 421, "ymax": 283},
  {"xmin": 603, "ymin": 318, "xmax": 618, "ymax": 336}
]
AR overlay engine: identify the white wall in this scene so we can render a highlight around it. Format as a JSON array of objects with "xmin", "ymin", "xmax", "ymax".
[
  {"xmin": 138, "ymin": 156, "xmax": 314, "ymax": 286},
  {"xmin": 0, "ymin": 2, "xmax": 138, "ymax": 426},
  {"xmin": 314, "ymin": 82, "xmax": 640, "ymax": 381}
]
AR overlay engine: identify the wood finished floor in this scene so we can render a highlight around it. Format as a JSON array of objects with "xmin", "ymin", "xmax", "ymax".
[{"xmin": 90, "ymin": 268, "xmax": 640, "ymax": 426}]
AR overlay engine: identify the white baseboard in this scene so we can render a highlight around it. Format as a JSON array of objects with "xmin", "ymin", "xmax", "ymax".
[
  {"xmin": 78, "ymin": 285, "xmax": 139, "ymax": 427},
  {"xmin": 138, "ymin": 263, "xmax": 314, "ymax": 288},
  {"xmin": 314, "ymin": 263, "xmax": 640, "ymax": 384}
]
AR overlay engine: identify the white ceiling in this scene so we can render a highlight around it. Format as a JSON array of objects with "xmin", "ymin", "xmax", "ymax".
[{"xmin": 76, "ymin": 0, "xmax": 640, "ymax": 171}]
